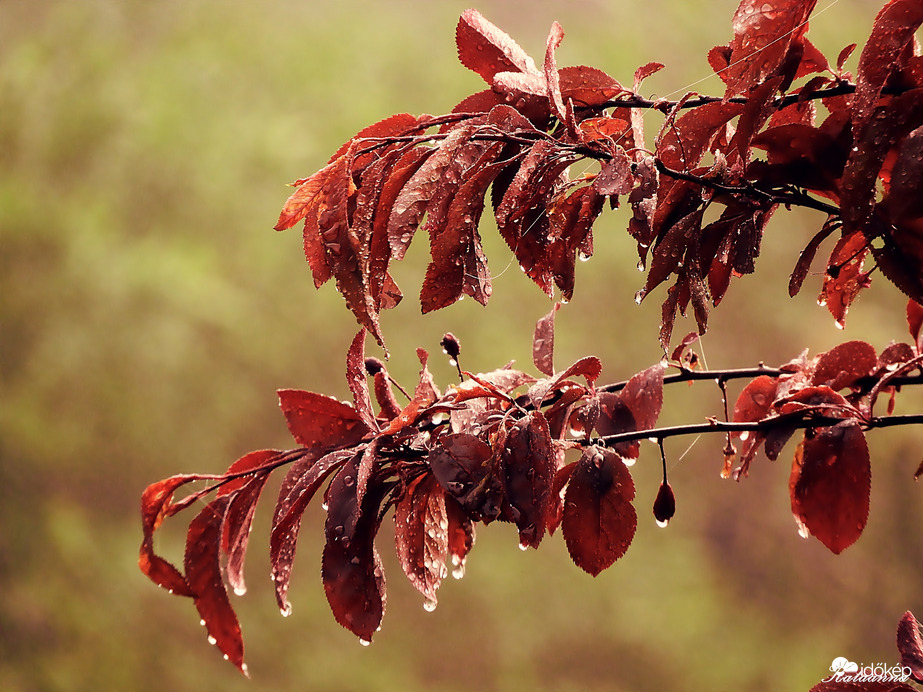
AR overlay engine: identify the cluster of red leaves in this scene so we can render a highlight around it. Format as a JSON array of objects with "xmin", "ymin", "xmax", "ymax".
[
  {"xmin": 139, "ymin": 300, "xmax": 923, "ymax": 672},
  {"xmin": 727, "ymin": 299, "xmax": 923, "ymax": 554},
  {"xmin": 275, "ymin": 2, "xmax": 923, "ymax": 350},
  {"xmin": 139, "ymin": 305, "xmax": 668, "ymax": 670}
]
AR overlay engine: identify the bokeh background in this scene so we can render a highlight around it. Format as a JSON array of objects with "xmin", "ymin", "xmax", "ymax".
[{"xmin": 3, "ymin": 1, "xmax": 921, "ymax": 690}]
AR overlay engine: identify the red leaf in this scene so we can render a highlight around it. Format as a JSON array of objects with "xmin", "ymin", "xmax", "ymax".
[
  {"xmin": 732, "ymin": 374, "xmax": 779, "ymax": 475},
  {"xmin": 222, "ymin": 474, "xmax": 270, "ymax": 598},
  {"xmin": 897, "ymin": 611, "xmax": 923, "ymax": 683},
  {"xmin": 721, "ymin": 0, "xmax": 817, "ymax": 97},
  {"xmin": 500, "ymin": 411, "xmax": 556, "ymax": 548},
  {"xmin": 277, "ymin": 389, "xmax": 371, "ymax": 450},
  {"xmin": 619, "ymin": 363, "xmax": 665, "ymax": 434},
  {"xmin": 444, "ymin": 495, "xmax": 476, "ymax": 579},
  {"xmin": 547, "ymin": 185, "xmax": 605, "ymax": 301},
  {"xmin": 558, "ymin": 65, "xmax": 624, "ymax": 108},
  {"xmin": 429, "ymin": 433, "xmax": 502, "ymax": 522},
  {"xmin": 184, "ymin": 496, "xmax": 246, "ymax": 673},
  {"xmin": 543, "ymin": 21, "xmax": 566, "ymax": 125},
  {"xmin": 321, "ymin": 457, "xmax": 389, "ymax": 642},
  {"xmin": 812, "ymin": 340, "xmax": 877, "ymax": 391},
  {"xmin": 388, "ymin": 124, "xmax": 478, "ymax": 263},
  {"xmin": 456, "ymin": 9, "xmax": 539, "ymax": 84},
  {"xmin": 789, "ymin": 420, "xmax": 871, "ymax": 554},
  {"xmin": 788, "ymin": 219, "xmax": 838, "ymax": 297},
  {"xmin": 908, "ymin": 299, "xmax": 923, "ymax": 351},
  {"xmin": 818, "ymin": 231, "xmax": 871, "ymax": 329},
  {"xmin": 139, "ymin": 475, "xmax": 199, "ymax": 597},
  {"xmin": 326, "ymin": 113, "xmax": 422, "ymax": 169},
  {"xmin": 852, "ymin": 0, "xmax": 923, "ymax": 134},
  {"xmin": 345, "ymin": 330, "xmax": 378, "ymax": 431},
  {"xmin": 595, "ymin": 364, "xmax": 664, "ymax": 460},
  {"xmin": 393, "ymin": 475, "xmax": 449, "ymax": 609},
  {"xmin": 533, "ymin": 302, "xmax": 559, "ymax": 377},
  {"xmin": 562, "ymin": 446, "xmax": 637, "ymax": 576},
  {"xmin": 269, "ymin": 449, "xmax": 352, "ymax": 614}
]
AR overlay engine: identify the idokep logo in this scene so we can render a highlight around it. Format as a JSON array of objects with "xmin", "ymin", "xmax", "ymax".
[{"xmin": 823, "ymin": 656, "xmax": 912, "ymax": 684}]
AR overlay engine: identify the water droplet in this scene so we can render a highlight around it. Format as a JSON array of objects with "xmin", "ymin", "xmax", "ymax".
[
  {"xmin": 794, "ymin": 516, "xmax": 811, "ymax": 539},
  {"xmin": 321, "ymin": 501, "xmax": 328, "ymax": 511},
  {"xmin": 208, "ymin": 635, "xmax": 217, "ymax": 646},
  {"xmin": 637, "ymin": 259, "xmax": 646, "ymax": 272},
  {"xmin": 518, "ymin": 542, "xmax": 528, "ymax": 551},
  {"xmin": 233, "ymin": 585, "xmax": 247, "ymax": 596},
  {"xmin": 281, "ymin": 602, "xmax": 293, "ymax": 617},
  {"xmin": 423, "ymin": 598, "xmax": 437, "ymax": 612},
  {"xmin": 634, "ymin": 290, "xmax": 645, "ymax": 305},
  {"xmin": 452, "ymin": 560, "xmax": 467, "ymax": 580},
  {"xmin": 333, "ymin": 525, "xmax": 345, "ymax": 536},
  {"xmin": 448, "ymin": 358, "xmax": 458, "ymax": 367},
  {"xmin": 579, "ymin": 251, "xmax": 591, "ymax": 262},
  {"xmin": 835, "ymin": 320, "xmax": 845, "ymax": 330},
  {"xmin": 200, "ymin": 619, "xmax": 206, "ymax": 626},
  {"xmin": 343, "ymin": 475, "xmax": 354, "ymax": 487},
  {"xmin": 622, "ymin": 457, "xmax": 637, "ymax": 467},
  {"xmin": 223, "ymin": 654, "xmax": 229, "ymax": 661},
  {"xmin": 739, "ymin": 431, "xmax": 750, "ymax": 442},
  {"xmin": 655, "ymin": 518, "xmax": 670, "ymax": 528},
  {"xmin": 359, "ymin": 638, "xmax": 372, "ymax": 647}
]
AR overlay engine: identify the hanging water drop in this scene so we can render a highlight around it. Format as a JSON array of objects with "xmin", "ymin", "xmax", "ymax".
[
  {"xmin": 207, "ymin": 635, "xmax": 217, "ymax": 646},
  {"xmin": 655, "ymin": 518, "xmax": 670, "ymax": 528},
  {"xmin": 423, "ymin": 598, "xmax": 438, "ymax": 612},
  {"xmin": 359, "ymin": 638, "xmax": 372, "ymax": 647},
  {"xmin": 233, "ymin": 585, "xmax": 247, "ymax": 596}
]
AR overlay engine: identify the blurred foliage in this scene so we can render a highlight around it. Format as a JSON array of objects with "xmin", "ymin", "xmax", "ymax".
[{"xmin": 1, "ymin": 1, "xmax": 921, "ymax": 690}]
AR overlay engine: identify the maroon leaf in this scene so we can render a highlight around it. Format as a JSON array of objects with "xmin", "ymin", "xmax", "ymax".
[
  {"xmin": 595, "ymin": 364, "xmax": 664, "ymax": 460},
  {"xmin": 345, "ymin": 330, "xmax": 378, "ymax": 432},
  {"xmin": 909, "ymin": 299, "xmax": 923, "ymax": 351},
  {"xmin": 852, "ymin": 0, "xmax": 923, "ymax": 134},
  {"xmin": 393, "ymin": 475, "xmax": 449, "ymax": 610},
  {"xmin": 543, "ymin": 21, "xmax": 567, "ymax": 125},
  {"xmin": 562, "ymin": 446, "xmax": 637, "ymax": 576},
  {"xmin": 429, "ymin": 433, "xmax": 502, "ymax": 522},
  {"xmin": 277, "ymin": 389, "xmax": 371, "ymax": 451},
  {"xmin": 270, "ymin": 449, "xmax": 352, "ymax": 615},
  {"xmin": 444, "ymin": 495, "xmax": 476, "ymax": 579},
  {"xmin": 789, "ymin": 420, "xmax": 871, "ymax": 554},
  {"xmin": 720, "ymin": 0, "xmax": 817, "ymax": 97},
  {"xmin": 139, "ymin": 475, "xmax": 200, "ymax": 597},
  {"xmin": 533, "ymin": 302, "xmax": 559, "ymax": 377},
  {"xmin": 897, "ymin": 611, "xmax": 923, "ymax": 683},
  {"xmin": 732, "ymin": 374, "xmax": 779, "ymax": 475},
  {"xmin": 456, "ymin": 9, "xmax": 539, "ymax": 84},
  {"xmin": 818, "ymin": 231, "xmax": 871, "ymax": 328},
  {"xmin": 789, "ymin": 219, "xmax": 838, "ymax": 298},
  {"xmin": 547, "ymin": 185, "xmax": 605, "ymax": 300},
  {"xmin": 500, "ymin": 411, "xmax": 556, "ymax": 548},
  {"xmin": 321, "ymin": 457, "xmax": 388, "ymax": 642},
  {"xmin": 184, "ymin": 496, "xmax": 246, "ymax": 673},
  {"xmin": 218, "ymin": 452, "xmax": 279, "ymax": 597},
  {"xmin": 558, "ymin": 65, "xmax": 624, "ymax": 108},
  {"xmin": 812, "ymin": 340, "xmax": 877, "ymax": 391}
]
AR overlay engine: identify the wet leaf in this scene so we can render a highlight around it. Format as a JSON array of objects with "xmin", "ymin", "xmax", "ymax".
[
  {"xmin": 533, "ymin": 302, "xmax": 559, "ymax": 377},
  {"xmin": 393, "ymin": 475, "xmax": 449, "ymax": 609},
  {"xmin": 897, "ymin": 611, "xmax": 923, "ymax": 683},
  {"xmin": 321, "ymin": 457, "xmax": 389, "ymax": 642},
  {"xmin": 789, "ymin": 420, "xmax": 871, "ymax": 554},
  {"xmin": 812, "ymin": 340, "xmax": 877, "ymax": 391},
  {"xmin": 562, "ymin": 446, "xmax": 637, "ymax": 576},
  {"xmin": 184, "ymin": 496, "xmax": 246, "ymax": 673},
  {"xmin": 456, "ymin": 9, "xmax": 539, "ymax": 84},
  {"xmin": 429, "ymin": 433, "xmax": 502, "ymax": 522},
  {"xmin": 277, "ymin": 389, "xmax": 371, "ymax": 451},
  {"xmin": 500, "ymin": 411, "xmax": 556, "ymax": 548}
]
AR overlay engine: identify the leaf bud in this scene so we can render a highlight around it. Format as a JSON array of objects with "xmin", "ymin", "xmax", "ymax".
[{"xmin": 653, "ymin": 481, "xmax": 676, "ymax": 527}]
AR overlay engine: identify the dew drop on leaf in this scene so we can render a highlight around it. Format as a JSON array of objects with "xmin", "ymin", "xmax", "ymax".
[
  {"xmin": 208, "ymin": 635, "xmax": 217, "ymax": 646},
  {"xmin": 359, "ymin": 638, "xmax": 372, "ymax": 647},
  {"xmin": 233, "ymin": 586, "xmax": 247, "ymax": 596},
  {"xmin": 280, "ymin": 603, "xmax": 293, "ymax": 617},
  {"xmin": 518, "ymin": 542, "xmax": 529, "ymax": 551},
  {"xmin": 423, "ymin": 598, "xmax": 437, "ymax": 612},
  {"xmin": 794, "ymin": 515, "xmax": 811, "ymax": 539},
  {"xmin": 199, "ymin": 619, "xmax": 206, "ymax": 626},
  {"xmin": 655, "ymin": 518, "xmax": 670, "ymax": 528}
]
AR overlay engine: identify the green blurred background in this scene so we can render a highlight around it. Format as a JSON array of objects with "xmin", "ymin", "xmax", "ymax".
[{"xmin": 3, "ymin": 1, "xmax": 921, "ymax": 690}]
